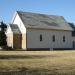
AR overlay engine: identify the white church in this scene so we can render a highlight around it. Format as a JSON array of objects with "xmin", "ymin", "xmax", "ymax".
[{"xmin": 6, "ymin": 11, "xmax": 75, "ymax": 50}]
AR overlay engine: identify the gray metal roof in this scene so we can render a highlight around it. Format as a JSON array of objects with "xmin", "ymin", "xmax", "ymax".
[
  {"xmin": 9, "ymin": 24, "xmax": 21, "ymax": 34},
  {"xmin": 17, "ymin": 11, "xmax": 73, "ymax": 31}
]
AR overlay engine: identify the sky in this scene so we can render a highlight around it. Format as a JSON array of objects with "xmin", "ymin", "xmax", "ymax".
[{"xmin": 0, "ymin": 0, "xmax": 75, "ymax": 24}]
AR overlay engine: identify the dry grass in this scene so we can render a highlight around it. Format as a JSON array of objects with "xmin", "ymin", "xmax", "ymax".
[{"xmin": 0, "ymin": 50, "xmax": 75, "ymax": 74}]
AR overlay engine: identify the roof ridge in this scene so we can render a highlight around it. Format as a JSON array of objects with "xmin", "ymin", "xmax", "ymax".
[{"xmin": 17, "ymin": 11, "xmax": 61, "ymax": 17}]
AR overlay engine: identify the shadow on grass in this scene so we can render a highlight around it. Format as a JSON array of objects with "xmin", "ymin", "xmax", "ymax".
[
  {"xmin": 0, "ymin": 67, "xmax": 75, "ymax": 75},
  {"xmin": 0, "ymin": 55, "xmax": 58, "ymax": 59}
]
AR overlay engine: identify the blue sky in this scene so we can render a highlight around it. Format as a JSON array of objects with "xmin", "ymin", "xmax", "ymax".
[{"xmin": 0, "ymin": 0, "xmax": 75, "ymax": 24}]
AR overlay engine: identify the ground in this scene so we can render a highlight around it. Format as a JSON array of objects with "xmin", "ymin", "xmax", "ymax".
[{"xmin": 0, "ymin": 50, "xmax": 75, "ymax": 75}]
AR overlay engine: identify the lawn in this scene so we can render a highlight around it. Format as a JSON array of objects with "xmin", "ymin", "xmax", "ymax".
[{"xmin": 0, "ymin": 50, "xmax": 75, "ymax": 75}]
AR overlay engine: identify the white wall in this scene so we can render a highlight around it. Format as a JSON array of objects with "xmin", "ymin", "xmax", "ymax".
[
  {"xmin": 27, "ymin": 28, "xmax": 72, "ymax": 50},
  {"xmin": 6, "ymin": 26, "xmax": 13, "ymax": 48},
  {"xmin": 12, "ymin": 13, "xmax": 26, "ymax": 34},
  {"xmin": 12, "ymin": 13, "xmax": 27, "ymax": 49}
]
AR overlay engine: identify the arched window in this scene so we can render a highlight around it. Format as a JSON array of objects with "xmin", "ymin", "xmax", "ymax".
[
  {"xmin": 40, "ymin": 34, "xmax": 42, "ymax": 41},
  {"xmin": 63, "ymin": 36, "xmax": 65, "ymax": 42},
  {"xmin": 52, "ymin": 35, "xmax": 55, "ymax": 42}
]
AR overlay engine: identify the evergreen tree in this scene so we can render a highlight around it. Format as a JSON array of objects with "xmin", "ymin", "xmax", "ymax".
[
  {"xmin": 0, "ymin": 21, "xmax": 7, "ymax": 48},
  {"xmin": 68, "ymin": 23, "xmax": 75, "ymax": 30}
]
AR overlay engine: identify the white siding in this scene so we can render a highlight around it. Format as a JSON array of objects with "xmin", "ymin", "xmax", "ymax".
[
  {"xmin": 22, "ymin": 34, "xmax": 26, "ymax": 49},
  {"xmin": 12, "ymin": 13, "xmax": 27, "ymax": 49},
  {"xmin": 6, "ymin": 26, "xmax": 12, "ymax": 34},
  {"xmin": 6, "ymin": 26, "xmax": 13, "ymax": 48},
  {"xmin": 27, "ymin": 29, "xmax": 72, "ymax": 50},
  {"xmin": 12, "ymin": 13, "xmax": 26, "ymax": 34}
]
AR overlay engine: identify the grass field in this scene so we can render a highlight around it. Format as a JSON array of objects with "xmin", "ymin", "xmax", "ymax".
[{"xmin": 0, "ymin": 50, "xmax": 75, "ymax": 75}]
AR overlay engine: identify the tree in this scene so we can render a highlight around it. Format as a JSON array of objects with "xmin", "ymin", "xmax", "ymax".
[
  {"xmin": 0, "ymin": 21, "xmax": 7, "ymax": 48},
  {"xmin": 68, "ymin": 23, "xmax": 75, "ymax": 30}
]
